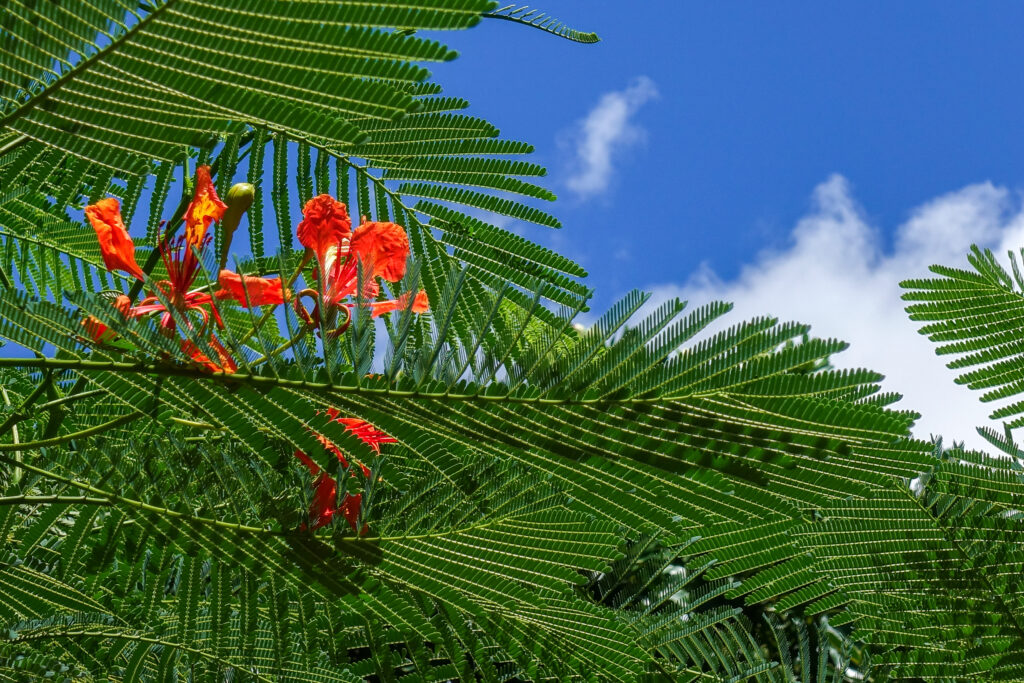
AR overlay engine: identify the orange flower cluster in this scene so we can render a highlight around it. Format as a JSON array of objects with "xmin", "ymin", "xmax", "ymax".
[
  {"xmin": 289, "ymin": 194, "xmax": 428, "ymax": 532},
  {"xmin": 84, "ymin": 167, "xmax": 287, "ymax": 371},
  {"xmin": 294, "ymin": 408, "xmax": 396, "ymax": 533},
  {"xmin": 84, "ymin": 175, "xmax": 429, "ymax": 534},
  {"xmin": 293, "ymin": 194, "xmax": 428, "ymax": 335}
]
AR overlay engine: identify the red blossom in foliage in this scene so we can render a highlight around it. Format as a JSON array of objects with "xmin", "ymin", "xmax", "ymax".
[
  {"xmin": 297, "ymin": 194, "xmax": 351, "ymax": 260},
  {"xmin": 85, "ymin": 199, "xmax": 145, "ymax": 280},
  {"xmin": 83, "ymin": 167, "xmax": 288, "ymax": 368},
  {"xmin": 293, "ymin": 198, "xmax": 429, "ymax": 327},
  {"xmin": 349, "ymin": 220, "xmax": 410, "ymax": 283},
  {"xmin": 81, "ymin": 294, "xmax": 132, "ymax": 343},
  {"xmin": 180, "ymin": 336, "xmax": 238, "ymax": 374},
  {"xmin": 295, "ymin": 411, "xmax": 395, "ymax": 533},
  {"xmin": 363, "ymin": 289, "xmax": 430, "ymax": 318},
  {"xmin": 183, "ymin": 166, "xmax": 228, "ymax": 248}
]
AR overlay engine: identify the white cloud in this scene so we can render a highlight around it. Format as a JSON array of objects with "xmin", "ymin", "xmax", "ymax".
[
  {"xmin": 643, "ymin": 175, "xmax": 1024, "ymax": 451},
  {"xmin": 565, "ymin": 77, "xmax": 658, "ymax": 198}
]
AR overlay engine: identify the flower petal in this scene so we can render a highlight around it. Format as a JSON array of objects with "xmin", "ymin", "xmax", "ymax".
[
  {"xmin": 309, "ymin": 473, "xmax": 338, "ymax": 529},
  {"xmin": 216, "ymin": 270, "xmax": 290, "ymax": 307},
  {"xmin": 312, "ymin": 431, "xmax": 351, "ymax": 470},
  {"xmin": 293, "ymin": 451, "xmax": 364, "ymax": 531},
  {"xmin": 181, "ymin": 336, "xmax": 237, "ymax": 374},
  {"xmin": 410, "ymin": 290, "xmax": 430, "ymax": 314},
  {"xmin": 354, "ymin": 290, "xmax": 430, "ymax": 318},
  {"xmin": 334, "ymin": 417, "xmax": 397, "ymax": 450},
  {"xmin": 296, "ymin": 195, "xmax": 351, "ymax": 261},
  {"xmin": 338, "ymin": 492, "xmax": 365, "ymax": 533},
  {"xmin": 298, "ymin": 412, "xmax": 394, "ymax": 532},
  {"xmin": 184, "ymin": 166, "xmax": 227, "ymax": 249},
  {"xmin": 349, "ymin": 220, "xmax": 409, "ymax": 282},
  {"xmin": 85, "ymin": 198, "xmax": 145, "ymax": 280},
  {"xmin": 294, "ymin": 449, "xmax": 320, "ymax": 476},
  {"xmin": 82, "ymin": 294, "xmax": 134, "ymax": 343}
]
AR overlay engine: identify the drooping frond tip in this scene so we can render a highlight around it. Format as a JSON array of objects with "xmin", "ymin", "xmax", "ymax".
[{"xmin": 485, "ymin": 6, "xmax": 601, "ymax": 43}]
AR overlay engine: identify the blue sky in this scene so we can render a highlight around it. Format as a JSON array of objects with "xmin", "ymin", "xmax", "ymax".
[
  {"xmin": 428, "ymin": 3, "xmax": 1024, "ymax": 447},
  {"xmin": 433, "ymin": 2, "xmax": 1024, "ymax": 301}
]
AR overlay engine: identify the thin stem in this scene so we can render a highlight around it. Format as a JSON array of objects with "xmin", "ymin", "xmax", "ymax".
[
  {"xmin": 0, "ymin": 373, "xmax": 55, "ymax": 486},
  {"xmin": 167, "ymin": 416, "xmax": 222, "ymax": 430},
  {"xmin": 0, "ymin": 133, "xmax": 30, "ymax": 157},
  {"xmin": 249, "ymin": 325, "xmax": 311, "ymax": 367},
  {"xmin": 0, "ymin": 412, "xmax": 141, "ymax": 451},
  {"xmin": 0, "ymin": 385, "xmax": 22, "ymax": 485},
  {"xmin": 15, "ymin": 630, "xmax": 272, "ymax": 683},
  {"xmin": 482, "ymin": 9, "xmax": 600, "ymax": 44},
  {"xmin": 0, "ymin": 494, "xmax": 109, "ymax": 506},
  {"xmin": 0, "ymin": 452, "xmax": 288, "ymax": 539},
  {"xmin": 0, "ymin": 375, "xmax": 50, "ymax": 435},
  {"xmin": 34, "ymin": 388, "xmax": 105, "ymax": 411}
]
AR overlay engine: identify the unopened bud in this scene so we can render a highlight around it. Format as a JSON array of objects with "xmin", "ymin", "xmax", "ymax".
[
  {"xmin": 226, "ymin": 182, "xmax": 255, "ymax": 209},
  {"xmin": 219, "ymin": 182, "xmax": 256, "ymax": 271}
]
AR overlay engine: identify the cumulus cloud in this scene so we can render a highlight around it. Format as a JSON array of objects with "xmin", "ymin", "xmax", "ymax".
[
  {"xmin": 565, "ymin": 77, "xmax": 658, "ymax": 198},
  {"xmin": 643, "ymin": 175, "xmax": 1024, "ymax": 450}
]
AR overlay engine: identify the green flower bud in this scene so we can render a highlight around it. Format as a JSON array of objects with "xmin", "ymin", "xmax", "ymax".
[
  {"xmin": 219, "ymin": 182, "xmax": 256, "ymax": 271},
  {"xmin": 226, "ymin": 182, "xmax": 255, "ymax": 209}
]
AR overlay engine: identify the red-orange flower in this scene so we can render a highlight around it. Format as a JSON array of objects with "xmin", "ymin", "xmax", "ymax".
[
  {"xmin": 81, "ymin": 166, "xmax": 228, "ymax": 333},
  {"xmin": 350, "ymin": 220, "xmax": 409, "ymax": 283},
  {"xmin": 364, "ymin": 289, "xmax": 430, "ymax": 318},
  {"xmin": 81, "ymin": 294, "xmax": 132, "ymax": 343},
  {"xmin": 83, "ymin": 167, "xmax": 285, "ymax": 371},
  {"xmin": 293, "ymin": 199, "xmax": 424, "ymax": 332},
  {"xmin": 411, "ymin": 290, "xmax": 430, "ymax": 313},
  {"xmin": 85, "ymin": 199, "xmax": 145, "ymax": 280},
  {"xmin": 181, "ymin": 336, "xmax": 237, "ymax": 374},
  {"xmin": 297, "ymin": 195, "xmax": 351, "ymax": 260},
  {"xmin": 135, "ymin": 166, "xmax": 228, "ymax": 326},
  {"xmin": 215, "ymin": 270, "xmax": 290, "ymax": 307},
  {"xmin": 295, "ymin": 412, "xmax": 395, "ymax": 533},
  {"xmin": 125, "ymin": 166, "xmax": 237, "ymax": 333},
  {"xmin": 184, "ymin": 166, "xmax": 227, "ymax": 248}
]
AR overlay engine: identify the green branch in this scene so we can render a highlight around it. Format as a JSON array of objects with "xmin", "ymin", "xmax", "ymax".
[
  {"xmin": 0, "ymin": 373, "xmax": 51, "ymax": 435},
  {"xmin": 484, "ymin": 6, "xmax": 600, "ymax": 44},
  {"xmin": 0, "ymin": 451, "xmax": 288, "ymax": 539},
  {"xmin": 906, "ymin": 483, "xmax": 1024, "ymax": 644},
  {"xmin": 0, "ymin": 494, "xmax": 109, "ymax": 506},
  {"xmin": 0, "ymin": 412, "xmax": 141, "ymax": 451},
  {"xmin": 34, "ymin": 388, "xmax": 105, "ymax": 411},
  {"xmin": 0, "ymin": 355, "xmax": 680, "ymax": 406}
]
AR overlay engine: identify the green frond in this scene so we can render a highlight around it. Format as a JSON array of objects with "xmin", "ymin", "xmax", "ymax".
[
  {"xmin": 795, "ymin": 454, "xmax": 1024, "ymax": 679},
  {"xmin": 903, "ymin": 245, "xmax": 1024, "ymax": 426},
  {"xmin": 485, "ymin": 5, "xmax": 600, "ymax": 43}
]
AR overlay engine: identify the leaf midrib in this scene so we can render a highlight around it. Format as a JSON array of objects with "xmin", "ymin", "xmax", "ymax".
[{"xmin": 0, "ymin": 355, "xmax": 852, "ymax": 408}]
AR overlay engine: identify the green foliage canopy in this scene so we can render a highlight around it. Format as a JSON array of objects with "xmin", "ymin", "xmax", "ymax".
[{"xmin": 1, "ymin": 2, "xmax": 1023, "ymax": 681}]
